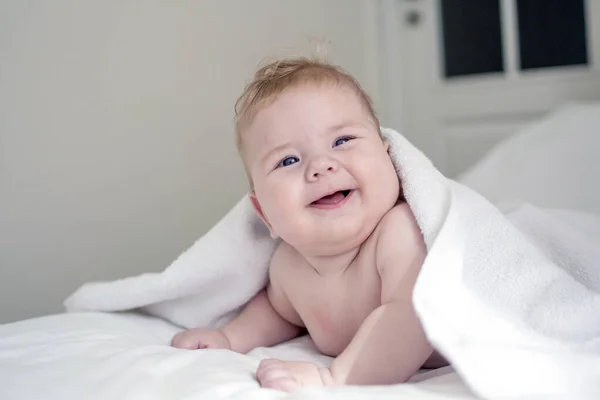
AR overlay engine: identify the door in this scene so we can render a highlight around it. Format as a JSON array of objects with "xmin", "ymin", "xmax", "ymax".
[{"xmin": 379, "ymin": 0, "xmax": 600, "ymax": 177}]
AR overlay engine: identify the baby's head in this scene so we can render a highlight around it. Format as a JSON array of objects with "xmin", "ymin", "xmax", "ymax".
[{"xmin": 235, "ymin": 57, "xmax": 400, "ymax": 256}]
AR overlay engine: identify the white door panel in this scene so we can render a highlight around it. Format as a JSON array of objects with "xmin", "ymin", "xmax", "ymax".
[{"xmin": 380, "ymin": 0, "xmax": 600, "ymax": 177}]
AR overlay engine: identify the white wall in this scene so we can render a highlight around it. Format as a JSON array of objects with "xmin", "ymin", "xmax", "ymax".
[{"xmin": 0, "ymin": 0, "xmax": 379, "ymax": 323}]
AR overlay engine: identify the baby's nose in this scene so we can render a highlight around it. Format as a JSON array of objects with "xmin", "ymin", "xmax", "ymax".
[{"xmin": 306, "ymin": 156, "xmax": 339, "ymax": 180}]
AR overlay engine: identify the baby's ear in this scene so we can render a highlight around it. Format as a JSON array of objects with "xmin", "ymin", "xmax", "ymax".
[{"xmin": 248, "ymin": 192, "xmax": 278, "ymax": 239}]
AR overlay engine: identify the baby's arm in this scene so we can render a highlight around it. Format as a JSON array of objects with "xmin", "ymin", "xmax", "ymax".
[
  {"xmin": 327, "ymin": 204, "xmax": 432, "ymax": 385},
  {"xmin": 172, "ymin": 245, "xmax": 302, "ymax": 353},
  {"xmin": 219, "ymin": 283, "xmax": 302, "ymax": 353},
  {"xmin": 223, "ymin": 245, "xmax": 303, "ymax": 353}
]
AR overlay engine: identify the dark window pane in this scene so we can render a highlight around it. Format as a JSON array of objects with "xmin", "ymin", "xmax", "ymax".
[
  {"xmin": 440, "ymin": 0, "xmax": 504, "ymax": 78},
  {"xmin": 517, "ymin": 0, "xmax": 588, "ymax": 70}
]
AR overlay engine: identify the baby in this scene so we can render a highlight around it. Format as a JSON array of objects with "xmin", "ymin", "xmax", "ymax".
[{"xmin": 171, "ymin": 57, "xmax": 447, "ymax": 390}]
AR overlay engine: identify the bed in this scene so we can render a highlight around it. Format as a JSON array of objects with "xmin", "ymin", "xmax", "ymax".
[
  {"xmin": 1, "ymin": 102, "xmax": 599, "ymax": 400},
  {"xmin": 0, "ymin": 312, "xmax": 475, "ymax": 399}
]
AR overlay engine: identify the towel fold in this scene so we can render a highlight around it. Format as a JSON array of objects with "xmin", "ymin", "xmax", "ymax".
[{"xmin": 65, "ymin": 127, "xmax": 600, "ymax": 399}]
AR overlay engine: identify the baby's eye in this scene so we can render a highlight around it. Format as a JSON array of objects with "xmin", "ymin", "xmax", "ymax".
[
  {"xmin": 277, "ymin": 156, "xmax": 299, "ymax": 168},
  {"xmin": 333, "ymin": 136, "xmax": 354, "ymax": 147}
]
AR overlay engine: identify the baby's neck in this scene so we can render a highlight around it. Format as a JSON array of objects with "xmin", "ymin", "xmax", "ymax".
[{"xmin": 301, "ymin": 246, "xmax": 361, "ymax": 277}]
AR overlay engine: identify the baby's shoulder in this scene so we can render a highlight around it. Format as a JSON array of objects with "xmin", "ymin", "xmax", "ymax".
[
  {"xmin": 374, "ymin": 202, "xmax": 426, "ymax": 267},
  {"xmin": 377, "ymin": 202, "xmax": 419, "ymax": 236}
]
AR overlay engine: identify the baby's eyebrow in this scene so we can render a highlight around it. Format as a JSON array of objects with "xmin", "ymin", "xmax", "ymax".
[
  {"xmin": 260, "ymin": 143, "xmax": 290, "ymax": 165},
  {"xmin": 326, "ymin": 121, "xmax": 367, "ymax": 133}
]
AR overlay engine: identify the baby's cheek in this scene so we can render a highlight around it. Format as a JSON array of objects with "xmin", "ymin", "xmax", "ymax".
[{"xmin": 277, "ymin": 222, "xmax": 307, "ymax": 246}]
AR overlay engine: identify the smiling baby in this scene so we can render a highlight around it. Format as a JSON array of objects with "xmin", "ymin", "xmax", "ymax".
[{"xmin": 171, "ymin": 57, "xmax": 447, "ymax": 391}]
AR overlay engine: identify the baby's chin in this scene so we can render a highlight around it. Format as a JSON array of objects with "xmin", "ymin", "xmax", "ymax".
[{"xmin": 288, "ymin": 220, "xmax": 379, "ymax": 255}]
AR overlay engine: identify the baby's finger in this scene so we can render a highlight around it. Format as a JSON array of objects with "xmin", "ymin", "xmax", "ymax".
[
  {"xmin": 256, "ymin": 366, "xmax": 288, "ymax": 383},
  {"xmin": 258, "ymin": 358, "xmax": 281, "ymax": 368},
  {"xmin": 171, "ymin": 334, "xmax": 204, "ymax": 350},
  {"xmin": 171, "ymin": 334, "xmax": 192, "ymax": 349},
  {"xmin": 256, "ymin": 359, "xmax": 283, "ymax": 374},
  {"xmin": 259, "ymin": 376, "xmax": 299, "ymax": 392},
  {"xmin": 170, "ymin": 332, "xmax": 183, "ymax": 346}
]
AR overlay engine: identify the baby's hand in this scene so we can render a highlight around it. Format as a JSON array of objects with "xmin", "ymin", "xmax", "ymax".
[
  {"xmin": 256, "ymin": 358, "xmax": 331, "ymax": 392},
  {"xmin": 170, "ymin": 328, "xmax": 231, "ymax": 350}
]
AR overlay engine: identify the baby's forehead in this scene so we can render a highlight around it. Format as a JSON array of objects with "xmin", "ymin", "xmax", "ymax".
[
  {"xmin": 239, "ymin": 83, "xmax": 373, "ymax": 152},
  {"xmin": 255, "ymin": 88, "xmax": 365, "ymax": 129}
]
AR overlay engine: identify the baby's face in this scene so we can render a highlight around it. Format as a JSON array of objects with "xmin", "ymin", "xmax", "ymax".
[{"xmin": 244, "ymin": 84, "xmax": 400, "ymax": 256}]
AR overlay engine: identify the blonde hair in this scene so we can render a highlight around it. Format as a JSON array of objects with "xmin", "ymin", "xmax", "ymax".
[{"xmin": 234, "ymin": 56, "xmax": 380, "ymax": 186}]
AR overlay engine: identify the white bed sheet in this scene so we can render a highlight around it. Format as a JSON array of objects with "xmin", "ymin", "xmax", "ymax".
[{"xmin": 0, "ymin": 312, "xmax": 476, "ymax": 399}]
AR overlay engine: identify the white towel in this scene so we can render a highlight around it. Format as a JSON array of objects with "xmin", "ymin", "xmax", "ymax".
[{"xmin": 64, "ymin": 127, "xmax": 600, "ymax": 400}]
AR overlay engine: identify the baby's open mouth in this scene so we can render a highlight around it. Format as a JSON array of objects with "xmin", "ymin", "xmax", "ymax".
[{"xmin": 311, "ymin": 189, "xmax": 352, "ymax": 206}]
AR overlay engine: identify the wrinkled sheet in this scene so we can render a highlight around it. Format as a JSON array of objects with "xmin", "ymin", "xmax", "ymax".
[{"xmin": 0, "ymin": 312, "xmax": 476, "ymax": 400}]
